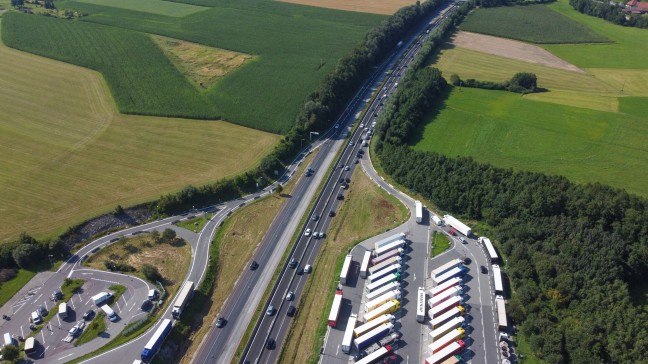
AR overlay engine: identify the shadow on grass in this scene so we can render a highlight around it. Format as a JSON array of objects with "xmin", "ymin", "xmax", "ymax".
[{"xmin": 405, "ymin": 85, "xmax": 452, "ymax": 147}]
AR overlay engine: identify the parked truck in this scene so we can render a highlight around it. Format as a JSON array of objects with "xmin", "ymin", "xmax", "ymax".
[
  {"xmin": 425, "ymin": 340, "xmax": 465, "ymax": 364},
  {"xmin": 443, "ymin": 215, "xmax": 472, "ymax": 236},
  {"xmin": 373, "ymin": 233, "xmax": 406, "ymax": 251},
  {"xmin": 354, "ymin": 322, "xmax": 394, "ymax": 350},
  {"xmin": 58, "ymin": 302, "xmax": 68, "ymax": 319},
  {"xmin": 366, "ymin": 290, "xmax": 401, "ymax": 311},
  {"xmin": 366, "ymin": 273, "xmax": 401, "ymax": 293},
  {"xmin": 360, "ymin": 251, "xmax": 372, "ymax": 279},
  {"xmin": 431, "ymin": 306, "xmax": 465, "ymax": 329},
  {"xmin": 430, "ymin": 277, "xmax": 462, "ymax": 297},
  {"xmin": 417, "ymin": 286, "xmax": 426, "ymax": 323},
  {"xmin": 141, "ymin": 319, "xmax": 172, "ymax": 362},
  {"xmin": 432, "ymin": 266, "xmax": 467, "ymax": 285},
  {"xmin": 341, "ymin": 314, "xmax": 358, "ymax": 354},
  {"xmin": 367, "ymin": 264, "xmax": 402, "ymax": 284},
  {"xmin": 369, "ymin": 256, "xmax": 402, "ymax": 274},
  {"xmin": 172, "ymin": 281, "xmax": 194, "ymax": 319},
  {"xmin": 100, "ymin": 304, "xmax": 119, "ymax": 322},
  {"xmin": 354, "ymin": 314, "xmax": 395, "ymax": 337},
  {"xmin": 429, "ymin": 328, "xmax": 465, "ymax": 353},
  {"xmin": 356, "ymin": 344, "xmax": 394, "ymax": 364},
  {"xmin": 92, "ymin": 292, "xmax": 112, "ymax": 306},
  {"xmin": 328, "ymin": 289, "xmax": 343, "ymax": 327},
  {"xmin": 415, "ymin": 200, "xmax": 423, "ymax": 224},
  {"xmin": 429, "ymin": 286, "xmax": 462, "ymax": 307},
  {"xmin": 431, "ymin": 215, "xmax": 443, "ymax": 226},
  {"xmin": 340, "ymin": 254, "xmax": 353, "ymax": 285},
  {"xmin": 428, "ymin": 296, "xmax": 463, "ymax": 319},
  {"xmin": 431, "ymin": 259, "xmax": 463, "ymax": 279},
  {"xmin": 371, "ymin": 248, "xmax": 404, "ymax": 266},
  {"xmin": 365, "ymin": 282, "xmax": 400, "ymax": 301},
  {"xmin": 430, "ymin": 317, "xmax": 465, "ymax": 340},
  {"xmin": 372, "ymin": 240, "xmax": 406, "ymax": 257},
  {"xmin": 364, "ymin": 300, "xmax": 400, "ymax": 322}
]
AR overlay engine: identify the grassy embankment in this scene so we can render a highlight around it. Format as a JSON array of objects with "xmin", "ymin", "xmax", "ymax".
[
  {"xmin": 280, "ymin": 167, "xmax": 408, "ymax": 363},
  {"xmin": 430, "ymin": 231, "xmax": 451, "ymax": 257}
]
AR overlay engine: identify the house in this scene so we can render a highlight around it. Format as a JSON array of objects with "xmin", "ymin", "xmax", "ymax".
[{"xmin": 624, "ymin": 0, "xmax": 648, "ymax": 13}]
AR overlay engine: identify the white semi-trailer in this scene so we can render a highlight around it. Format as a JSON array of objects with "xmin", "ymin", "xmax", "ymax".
[
  {"xmin": 340, "ymin": 254, "xmax": 353, "ymax": 285},
  {"xmin": 443, "ymin": 215, "xmax": 472, "ymax": 236},
  {"xmin": 368, "ymin": 256, "xmax": 402, "ymax": 276},
  {"xmin": 365, "ymin": 282, "xmax": 400, "ymax": 301},
  {"xmin": 365, "ymin": 290, "xmax": 401, "ymax": 311},
  {"xmin": 373, "ymin": 240, "xmax": 406, "ymax": 257},
  {"xmin": 172, "ymin": 281, "xmax": 194, "ymax": 319},
  {"xmin": 360, "ymin": 251, "xmax": 372, "ymax": 279},
  {"xmin": 373, "ymin": 233, "xmax": 406, "ymax": 251},
  {"xmin": 415, "ymin": 200, "xmax": 423, "ymax": 224},
  {"xmin": 430, "ymin": 277, "xmax": 462, "ymax": 297},
  {"xmin": 341, "ymin": 313, "xmax": 357, "ymax": 354}
]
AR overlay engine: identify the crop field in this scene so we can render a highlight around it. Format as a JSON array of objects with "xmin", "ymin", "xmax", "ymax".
[
  {"xmin": 410, "ymin": 87, "xmax": 648, "ymax": 197},
  {"xmin": 0, "ymin": 37, "xmax": 279, "ymax": 242},
  {"xmin": 4, "ymin": 0, "xmax": 384, "ymax": 132},
  {"xmin": 74, "ymin": 0, "xmax": 207, "ymax": 17},
  {"xmin": 461, "ymin": 3, "xmax": 610, "ymax": 44},
  {"xmin": 276, "ymin": 0, "xmax": 414, "ymax": 15}
]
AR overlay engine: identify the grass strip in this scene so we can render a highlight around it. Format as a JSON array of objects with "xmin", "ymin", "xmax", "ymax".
[
  {"xmin": 75, "ymin": 312, "xmax": 107, "ymax": 346},
  {"xmin": 0, "ymin": 269, "xmax": 37, "ymax": 307},
  {"xmin": 430, "ymin": 231, "xmax": 451, "ymax": 257},
  {"xmin": 174, "ymin": 213, "xmax": 214, "ymax": 233}
]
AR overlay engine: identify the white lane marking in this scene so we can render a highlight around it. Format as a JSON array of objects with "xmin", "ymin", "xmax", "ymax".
[
  {"xmin": 20, "ymin": 325, "xmax": 24, "ymax": 338},
  {"xmin": 58, "ymin": 353, "xmax": 73, "ymax": 360},
  {"xmin": 41, "ymin": 329, "xmax": 46, "ymax": 345},
  {"xmin": 56, "ymin": 314, "xmax": 61, "ymax": 327},
  {"xmin": 69, "ymin": 296, "xmax": 76, "ymax": 311},
  {"xmin": 34, "ymin": 293, "xmax": 43, "ymax": 303}
]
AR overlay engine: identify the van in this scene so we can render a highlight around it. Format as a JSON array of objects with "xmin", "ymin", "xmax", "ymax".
[
  {"xmin": 92, "ymin": 292, "xmax": 112, "ymax": 306},
  {"xmin": 24, "ymin": 337, "xmax": 36, "ymax": 355},
  {"xmin": 30, "ymin": 311, "xmax": 42, "ymax": 324},
  {"xmin": 100, "ymin": 304, "xmax": 118, "ymax": 322},
  {"xmin": 147, "ymin": 289, "xmax": 158, "ymax": 301},
  {"xmin": 3, "ymin": 333, "xmax": 15, "ymax": 347},
  {"xmin": 58, "ymin": 303, "xmax": 68, "ymax": 319}
]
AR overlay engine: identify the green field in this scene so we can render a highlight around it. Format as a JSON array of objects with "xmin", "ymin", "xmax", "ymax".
[
  {"xmin": 4, "ymin": 0, "xmax": 383, "ymax": 132},
  {"xmin": 74, "ymin": 0, "xmax": 207, "ymax": 17},
  {"xmin": 0, "ymin": 36, "xmax": 279, "ymax": 242},
  {"xmin": 461, "ymin": 3, "xmax": 609, "ymax": 44},
  {"xmin": 411, "ymin": 87, "xmax": 648, "ymax": 197}
]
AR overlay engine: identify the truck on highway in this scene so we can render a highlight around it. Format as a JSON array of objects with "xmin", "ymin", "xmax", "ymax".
[
  {"xmin": 431, "ymin": 306, "xmax": 465, "ymax": 329},
  {"xmin": 371, "ymin": 248, "xmax": 404, "ymax": 266},
  {"xmin": 365, "ymin": 282, "xmax": 400, "ymax": 301},
  {"xmin": 354, "ymin": 322, "xmax": 394, "ymax": 350},
  {"xmin": 367, "ymin": 264, "xmax": 402, "ymax": 284},
  {"xmin": 417, "ymin": 286, "xmax": 426, "ymax": 323},
  {"xmin": 172, "ymin": 281, "xmax": 194, "ymax": 319},
  {"xmin": 443, "ymin": 215, "xmax": 472, "ymax": 236},
  {"xmin": 341, "ymin": 313, "xmax": 358, "ymax": 354},
  {"xmin": 372, "ymin": 240, "xmax": 406, "ymax": 257},
  {"xmin": 373, "ymin": 233, "xmax": 406, "ymax": 251},
  {"xmin": 430, "ymin": 277, "xmax": 462, "ymax": 297},
  {"xmin": 430, "ymin": 317, "xmax": 465, "ymax": 340},
  {"xmin": 415, "ymin": 200, "xmax": 423, "ymax": 223},
  {"xmin": 92, "ymin": 292, "xmax": 112, "ymax": 306},
  {"xmin": 360, "ymin": 251, "xmax": 372, "ymax": 279},
  {"xmin": 432, "ymin": 215, "xmax": 443, "ymax": 226},
  {"xmin": 425, "ymin": 340, "xmax": 465, "ymax": 364},
  {"xmin": 340, "ymin": 254, "xmax": 353, "ymax": 285},
  {"xmin": 141, "ymin": 318, "xmax": 172, "ymax": 362},
  {"xmin": 364, "ymin": 300, "xmax": 400, "ymax": 322},
  {"xmin": 353, "ymin": 314, "xmax": 395, "ymax": 337},
  {"xmin": 355, "ymin": 344, "xmax": 394, "ymax": 364},
  {"xmin": 431, "ymin": 259, "xmax": 463, "ymax": 279},
  {"xmin": 428, "ymin": 295, "xmax": 463, "ymax": 319},
  {"xmin": 100, "ymin": 304, "xmax": 119, "ymax": 322},
  {"xmin": 429, "ymin": 328, "xmax": 465, "ymax": 353},
  {"xmin": 368, "ymin": 256, "xmax": 402, "ymax": 275},
  {"xmin": 429, "ymin": 286, "xmax": 462, "ymax": 307},
  {"xmin": 328, "ymin": 289, "xmax": 343, "ymax": 327},
  {"xmin": 432, "ymin": 266, "xmax": 467, "ymax": 285},
  {"xmin": 365, "ymin": 273, "xmax": 401, "ymax": 293},
  {"xmin": 365, "ymin": 290, "xmax": 401, "ymax": 311}
]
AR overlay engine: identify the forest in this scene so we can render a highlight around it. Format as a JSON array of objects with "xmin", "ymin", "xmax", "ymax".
[{"xmin": 374, "ymin": 2, "xmax": 648, "ymax": 362}]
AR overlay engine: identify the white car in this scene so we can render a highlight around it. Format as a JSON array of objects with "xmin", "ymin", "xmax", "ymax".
[
  {"xmin": 304, "ymin": 264, "xmax": 312, "ymax": 273},
  {"xmin": 286, "ymin": 291, "xmax": 294, "ymax": 301},
  {"xmin": 304, "ymin": 228, "xmax": 311, "ymax": 237},
  {"xmin": 318, "ymin": 232, "xmax": 325, "ymax": 238}
]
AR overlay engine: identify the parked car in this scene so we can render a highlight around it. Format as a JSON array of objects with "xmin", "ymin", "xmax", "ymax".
[
  {"xmin": 51, "ymin": 290, "xmax": 62, "ymax": 301},
  {"xmin": 83, "ymin": 310, "xmax": 95, "ymax": 321},
  {"xmin": 147, "ymin": 289, "xmax": 159, "ymax": 301},
  {"xmin": 37, "ymin": 306, "xmax": 48, "ymax": 317}
]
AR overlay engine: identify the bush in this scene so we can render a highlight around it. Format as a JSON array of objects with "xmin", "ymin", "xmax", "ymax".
[
  {"xmin": 161, "ymin": 228, "xmax": 176, "ymax": 243},
  {"xmin": 1, "ymin": 344, "xmax": 19, "ymax": 361},
  {"xmin": 140, "ymin": 264, "xmax": 161, "ymax": 282},
  {"xmin": 12, "ymin": 243, "xmax": 40, "ymax": 269}
]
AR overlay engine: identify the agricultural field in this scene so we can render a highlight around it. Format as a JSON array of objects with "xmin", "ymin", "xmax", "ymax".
[
  {"xmin": 460, "ymin": 3, "xmax": 610, "ymax": 44},
  {"xmin": 75, "ymin": 0, "xmax": 207, "ymax": 16},
  {"xmin": 276, "ymin": 0, "xmax": 414, "ymax": 15},
  {"xmin": 0, "ymin": 36, "xmax": 279, "ymax": 242},
  {"xmin": 4, "ymin": 0, "xmax": 384, "ymax": 132}
]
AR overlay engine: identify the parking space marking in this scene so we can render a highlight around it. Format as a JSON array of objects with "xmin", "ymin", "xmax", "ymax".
[
  {"xmin": 56, "ymin": 314, "xmax": 61, "ymax": 327},
  {"xmin": 70, "ymin": 297, "xmax": 76, "ymax": 311},
  {"xmin": 20, "ymin": 325, "xmax": 24, "ymax": 338},
  {"xmin": 41, "ymin": 329, "xmax": 46, "ymax": 345}
]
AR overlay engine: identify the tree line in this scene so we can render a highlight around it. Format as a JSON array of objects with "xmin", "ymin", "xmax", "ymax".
[
  {"xmin": 374, "ymin": 1, "xmax": 648, "ymax": 362},
  {"xmin": 570, "ymin": 0, "xmax": 648, "ymax": 29},
  {"xmin": 449, "ymin": 72, "xmax": 539, "ymax": 93}
]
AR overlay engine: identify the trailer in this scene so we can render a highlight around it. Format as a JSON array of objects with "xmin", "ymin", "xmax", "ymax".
[
  {"xmin": 365, "ymin": 282, "xmax": 400, "ymax": 301},
  {"xmin": 417, "ymin": 286, "xmax": 426, "ymax": 323},
  {"xmin": 429, "ymin": 286, "xmax": 462, "ymax": 307},
  {"xmin": 374, "ymin": 233, "xmax": 406, "ymax": 251},
  {"xmin": 360, "ymin": 251, "xmax": 372, "ymax": 279},
  {"xmin": 371, "ymin": 248, "xmax": 404, "ymax": 266},
  {"xmin": 428, "ymin": 296, "xmax": 463, "ymax": 319},
  {"xmin": 372, "ymin": 240, "xmax": 406, "ymax": 257},
  {"xmin": 366, "ymin": 290, "xmax": 401, "ymax": 311},
  {"xmin": 364, "ymin": 300, "xmax": 400, "ymax": 322},
  {"xmin": 367, "ymin": 264, "xmax": 402, "ymax": 284},
  {"xmin": 354, "ymin": 323, "xmax": 393, "ymax": 350},
  {"xmin": 432, "ymin": 266, "xmax": 467, "ymax": 285},
  {"xmin": 341, "ymin": 314, "xmax": 357, "ymax": 354},
  {"xmin": 355, "ymin": 344, "xmax": 394, "ymax": 364},
  {"xmin": 492, "ymin": 264, "xmax": 504, "ymax": 294},
  {"xmin": 431, "ymin": 215, "xmax": 443, "ymax": 226},
  {"xmin": 430, "ymin": 317, "xmax": 465, "ymax": 341},
  {"xmin": 141, "ymin": 319, "xmax": 172, "ymax": 362},
  {"xmin": 368, "ymin": 256, "xmax": 402, "ymax": 275},
  {"xmin": 438, "ymin": 355, "xmax": 464, "ymax": 364},
  {"xmin": 415, "ymin": 200, "xmax": 423, "ymax": 224},
  {"xmin": 354, "ymin": 314, "xmax": 395, "ymax": 337},
  {"xmin": 365, "ymin": 273, "xmax": 401, "ymax": 293},
  {"xmin": 328, "ymin": 290, "xmax": 344, "ymax": 327},
  {"xmin": 425, "ymin": 340, "xmax": 465, "ymax": 364},
  {"xmin": 431, "ymin": 306, "xmax": 465, "ymax": 329},
  {"xmin": 495, "ymin": 295, "xmax": 508, "ymax": 331},
  {"xmin": 478, "ymin": 237, "xmax": 499, "ymax": 263},
  {"xmin": 443, "ymin": 215, "xmax": 471, "ymax": 236},
  {"xmin": 430, "ymin": 277, "xmax": 462, "ymax": 297},
  {"xmin": 172, "ymin": 281, "xmax": 194, "ymax": 319},
  {"xmin": 431, "ymin": 259, "xmax": 463, "ymax": 279},
  {"xmin": 340, "ymin": 254, "xmax": 353, "ymax": 285},
  {"xmin": 429, "ymin": 328, "xmax": 465, "ymax": 353}
]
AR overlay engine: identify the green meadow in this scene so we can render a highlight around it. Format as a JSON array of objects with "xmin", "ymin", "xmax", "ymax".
[{"xmin": 74, "ymin": 0, "xmax": 208, "ymax": 17}]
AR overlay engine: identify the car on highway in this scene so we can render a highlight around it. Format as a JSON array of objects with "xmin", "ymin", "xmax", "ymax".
[
  {"xmin": 480, "ymin": 265, "xmax": 488, "ymax": 274},
  {"xmin": 286, "ymin": 292, "xmax": 294, "ymax": 301},
  {"xmin": 304, "ymin": 228, "xmax": 311, "ymax": 237},
  {"xmin": 266, "ymin": 338, "xmax": 275, "ymax": 350},
  {"xmin": 287, "ymin": 305, "xmax": 296, "ymax": 317},
  {"xmin": 318, "ymin": 232, "xmax": 325, "ymax": 238},
  {"xmin": 250, "ymin": 261, "xmax": 259, "ymax": 270},
  {"xmin": 350, "ymin": 141, "xmax": 355, "ymax": 146},
  {"xmin": 216, "ymin": 317, "xmax": 226, "ymax": 328},
  {"xmin": 344, "ymin": 166, "xmax": 350, "ymax": 171},
  {"xmin": 355, "ymin": 159, "xmax": 359, "ymax": 164},
  {"xmin": 329, "ymin": 210, "xmax": 336, "ymax": 217},
  {"xmin": 312, "ymin": 214, "xmax": 319, "ymax": 221},
  {"xmin": 304, "ymin": 264, "xmax": 312, "ymax": 273},
  {"xmin": 266, "ymin": 306, "xmax": 275, "ymax": 316},
  {"xmin": 83, "ymin": 310, "xmax": 95, "ymax": 321},
  {"xmin": 289, "ymin": 258, "xmax": 298, "ymax": 269},
  {"xmin": 297, "ymin": 267, "xmax": 304, "ymax": 275}
]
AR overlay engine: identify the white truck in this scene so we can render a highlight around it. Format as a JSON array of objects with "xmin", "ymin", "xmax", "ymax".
[
  {"xmin": 172, "ymin": 281, "xmax": 194, "ymax": 319},
  {"xmin": 101, "ymin": 304, "xmax": 119, "ymax": 322},
  {"xmin": 92, "ymin": 292, "xmax": 112, "ymax": 306},
  {"xmin": 443, "ymin": 215, "xmax": 472, "ymax": 236}
]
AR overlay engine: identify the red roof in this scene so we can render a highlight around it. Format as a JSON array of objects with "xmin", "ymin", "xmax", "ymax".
[{"xmin": 627, "ymin": 0, "xmax": 648, "ymax": 10}]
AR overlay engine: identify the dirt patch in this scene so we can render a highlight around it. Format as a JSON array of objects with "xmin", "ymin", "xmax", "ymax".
[
  {"xmin": 276, "ymin": 0, "xmax": 412, "ymax": 15},
  {"xmin": 151, "ymin": 35, "xmax": 254, "ymax": 90},
  {"xmin": 452, "ymin": 31, "xmax": 585, "ymax": 74}
]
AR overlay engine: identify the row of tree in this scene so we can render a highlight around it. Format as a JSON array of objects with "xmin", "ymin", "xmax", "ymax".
[
  {"xmin": 570, "ymin": 0, "xmax": 648, "ymax": 29},
  {"xmin": 374, "ymin": 2, "xmax": 648, "ymax": 362},
  {"xmin": 0, "ymin": 232, "xmax": 65, "ymax": 270},
  {"xmin": 449, "ymin": 72, "xmax": 539, "ymax": 93}
]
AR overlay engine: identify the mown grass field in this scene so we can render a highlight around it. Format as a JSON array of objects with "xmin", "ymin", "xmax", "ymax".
[
  {"xmin": 280, "ymin": 168, "xmax": 407, "ymax": 363},
  {"xmin": 0, "ymin": 36, "xmax": 279, "ymax": 242},
  {"xmin": 461, "ymin": 3, "xmax": 609, "ymax": 44},
  {"xmin": 4, "ymin": 0, "xmax": 384, "ymax": 132},
  {"xmin": 411, "ymin": 87, "xmax": 648, "ymax": 197},
  {"xmin": 74, "ymin": 0, "xmax": 207, "ymax": 17}
]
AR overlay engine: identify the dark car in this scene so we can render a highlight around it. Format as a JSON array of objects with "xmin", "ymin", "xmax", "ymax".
[
  {"xmin": 216, "ymin": 317, "xmax": 226, "ymax": 328},
  {"xmin": 51, "ymin": 290, "xmax": 63, "ymax": 301},
  {"xmin": 287, "ymin": 305, "xmax": 296, "ymax": 317},
  {"xmin": 289, "ymin": 258, "xmax": 298, "ymax": 269},
  {"xmin": 345, "ymin": 177, "xmax": 351, "ymax": 183},
  {"xmin": 250, "ymin": 261, "xmax": 259, "ymax": 270},
  {"xmin": 329, "ymin": 210, "xmax": 336, "ymax": 217},
  {"xmin": 297, "ymin": 267, "xmax": 304, "ymax": 275},
  {"xmin": 266, "ymin": 338, "xmax": 275, "ymax": 350},
  {"xmin": 463, "ymin": 257, "xmax": 472, "ymax": 265},
  {"xmin": 37, "ymin": 306, "xmax": 48, "ymax": 317},
  {"xmin": 140, "ymin": 299, "xmax": 152, "ymax": 311},
  {"xmin": 83, "ymin": 310, "xmax": 95, "ymax": 321},
  {"xmin": 480, "ymin": 265, "xmax": 488, "ymax": 274},
  {"xmin": 312, "ymin": 214, "xmax": 319, "ymax": 221}
]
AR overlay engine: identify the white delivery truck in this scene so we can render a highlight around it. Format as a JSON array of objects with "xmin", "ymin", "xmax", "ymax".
[
  {"xmin": 100, "ymin": 304, "xmax": 119, "ymax": 322},
  {"xmin": 92, "ymin": 292, "xmax": 112, "ymax": 306}
]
